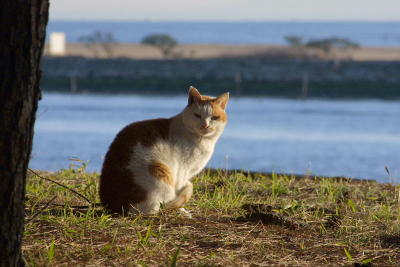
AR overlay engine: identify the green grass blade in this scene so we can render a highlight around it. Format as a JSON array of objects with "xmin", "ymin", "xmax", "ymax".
[
  {"xmin": 48, "ymin": 238, "xmax": 55, "ymax": 262},
  {"xmin": 344, "ymin": 248, "xmax": 352, "ymax": 261}
]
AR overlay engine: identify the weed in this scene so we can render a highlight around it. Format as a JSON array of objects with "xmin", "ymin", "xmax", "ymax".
[
  {"xmin": 137, "ymin": 224, "xmax": 158, "ymax": 248},
  {"xmin": 47, "ymin": 238, "xmax": 55, "ymax": 262},
  {"xmin": 169, "ymin": 243, "xmax": 181, "ymax": 267}
]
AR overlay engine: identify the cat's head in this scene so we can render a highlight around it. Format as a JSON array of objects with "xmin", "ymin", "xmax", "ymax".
[{"xmin": 182, "ymin": 86, "xmax": 229, "ymax": 137}]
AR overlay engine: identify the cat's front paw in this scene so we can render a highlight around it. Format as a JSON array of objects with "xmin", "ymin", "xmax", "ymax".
[{"xmin": 177, "ymin": 207, "xmax": 192, "ymax": 218}]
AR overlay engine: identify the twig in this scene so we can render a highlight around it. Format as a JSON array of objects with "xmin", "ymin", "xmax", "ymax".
[
  {"xmin": 241, "ymin": 220, "xmax": 261, "ymax": 242},
  {"xmin": 26, "ymin": 196, "xmax": 57, "ymax": 224},
  {"xmin": 25, "ymin": 198, "xmax": 102, "ymax": 209},
  {"xmin": 28, "ymin": 168, "xmax": 91, "ymax": 204}
]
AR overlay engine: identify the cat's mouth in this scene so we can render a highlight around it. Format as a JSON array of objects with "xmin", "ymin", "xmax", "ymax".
[{"xmin": 200, "ymin": 127, "xmax": 214, "ymax": 135}]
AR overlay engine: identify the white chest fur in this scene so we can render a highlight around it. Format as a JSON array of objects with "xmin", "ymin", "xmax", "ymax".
[{"xmin": 129, "ymin": 114, "xmax": 220, "ymax": 193}]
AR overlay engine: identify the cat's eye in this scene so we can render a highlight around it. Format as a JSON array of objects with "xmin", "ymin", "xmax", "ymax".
[
  {"xmin": 211, "ymin": 116, "xmax": 219, "ymax": 120},
  {"xmin": 194, "ymin": 113, "xmax": 201, "ymax": 118}
]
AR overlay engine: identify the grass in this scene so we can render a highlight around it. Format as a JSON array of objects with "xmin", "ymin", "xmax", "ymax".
[{"xmin": 23, "ymin": 162, "xmax": 400, "ymax": 266}]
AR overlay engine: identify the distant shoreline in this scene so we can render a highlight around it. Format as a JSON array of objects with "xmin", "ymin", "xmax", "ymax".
[
  {"xmin": 41, "ymin": 54, "xmax": 400, "ymax": 99},
  {"xmin": 43, "ymin": 43, "xmax": 400, "ymax": 61}
]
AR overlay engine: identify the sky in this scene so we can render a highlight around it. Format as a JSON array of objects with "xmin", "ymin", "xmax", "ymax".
[{"xmin": 50, "ymin": 0, "xmax": 400, "ymax": 22}]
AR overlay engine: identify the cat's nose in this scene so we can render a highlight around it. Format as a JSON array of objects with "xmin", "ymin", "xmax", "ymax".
[{"xmin": 202, "ymin": 124, "xmax": 209, "ymax": 129}]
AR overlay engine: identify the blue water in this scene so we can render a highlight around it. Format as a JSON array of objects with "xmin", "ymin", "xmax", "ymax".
[
  {"xmin": 46, "ymin": 21, "xmax": 400, "ymax": 47},
  {"xmin": 30, "ymin": 93, "xmax": 400, "ymax": 182}
]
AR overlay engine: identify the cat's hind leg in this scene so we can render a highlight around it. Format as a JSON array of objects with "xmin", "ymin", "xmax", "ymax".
[
  {"xmin": 166, "ymin": 182, "xmax": 193, "ymax": 210},
  {"xmin": 130, "ymin": 161, "xmax": 177, "ymax": 215},
  {"xmin": 148, "ymin": 160, "xmax": 193, "ymax": 210},
  {"xmin": 129, "ymin": 182, "xmax": 193, "ymax": 215},
  {"xmin": 129, "ymin": 182, "xmax": 177, "ymax": 215},
  {"xmin": 128, "ymin": 161, "xmax": 193, "ymax": 215}
]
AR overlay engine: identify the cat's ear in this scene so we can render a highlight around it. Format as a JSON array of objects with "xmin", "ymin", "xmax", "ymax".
[
  {"xmin": 216, "ymin": 92, "xmax": 229, "ymax": 110},
  {"xmin": 188, "ymin": 86, "xmax": 202, "ymax": 106}
]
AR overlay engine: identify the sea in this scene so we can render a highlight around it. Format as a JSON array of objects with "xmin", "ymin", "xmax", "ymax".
[
  {"xmin": 46, "ymin": 20, "xmax": 400, "ymax": 47},
  {"xmin": 35, "ymin": 21, "xmax": 400, "ymax": 182},
  {"xmin": 30, "ymin": 93, "xmax": 400, "ymax": 183}
]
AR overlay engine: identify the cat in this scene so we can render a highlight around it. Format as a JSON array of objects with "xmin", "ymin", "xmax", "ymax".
[{"xmin": 99, "ymin": 86, "xmax": 229, "ymax": 215}]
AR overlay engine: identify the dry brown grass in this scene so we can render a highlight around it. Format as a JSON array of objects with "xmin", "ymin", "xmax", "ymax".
[{"xmin": 24, "ymin": 165, "xmax": 400, "ymax": 266}]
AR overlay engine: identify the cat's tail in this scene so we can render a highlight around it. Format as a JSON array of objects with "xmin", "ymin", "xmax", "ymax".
[{"xmin": 166, "ymin": 183, "xmax": 193, "ymax": 209}]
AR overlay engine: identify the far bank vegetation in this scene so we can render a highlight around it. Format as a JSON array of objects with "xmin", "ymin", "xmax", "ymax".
[
  {"xmin": 78, "ymin": 31, "xmax": 119, "ymax": 58},
  {"xmin": 141, "ymin": 34, "xmax": 179, "ymax": 58},
  {"xmin": 284, "ymin": 35, "xmax": 360, "ymax": 60}
]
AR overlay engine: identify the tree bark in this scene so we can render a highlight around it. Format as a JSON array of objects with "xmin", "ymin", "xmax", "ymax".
[{"xmin": 0, "ymin": 1, "xmax": 49, "ymax": 266}]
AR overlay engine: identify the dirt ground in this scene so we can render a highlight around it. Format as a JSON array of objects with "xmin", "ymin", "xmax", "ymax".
[{"xmin": 44, "ymin": 43, "xmax": 400, "ymax": 61}]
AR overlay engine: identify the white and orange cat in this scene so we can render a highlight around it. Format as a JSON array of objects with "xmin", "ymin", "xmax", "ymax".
[{"xmin": 99, "ymin": 86, "xmax": 229, "ymax": 215}]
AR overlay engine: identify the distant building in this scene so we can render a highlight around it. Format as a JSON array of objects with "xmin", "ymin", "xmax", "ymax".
[{"xmin": 49, "ymin": 32, "xmax": 65, "ymax": 56}]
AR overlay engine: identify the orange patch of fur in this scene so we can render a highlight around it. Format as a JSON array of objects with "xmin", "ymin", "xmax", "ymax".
[
  {"xmin": 149, "ymin": 161, "xmax": 174, "ymax": 187},
  {"xmin": 192, "ymin": 95, "xmax": 228, "ymax": 122},
  {"xmin": 211, "ymin": 101, "xmax": 228, "ymax": 123}
]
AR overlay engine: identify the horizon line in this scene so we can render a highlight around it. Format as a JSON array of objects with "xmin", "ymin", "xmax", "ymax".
[{"xmin": 48, "ymin": 19, "xmax": 400, "ymax": 23}]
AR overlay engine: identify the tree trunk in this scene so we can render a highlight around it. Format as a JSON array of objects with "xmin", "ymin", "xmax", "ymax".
[{"xmin": 0, "ymin": 1, "xmax": 49, "ymax": 266}]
